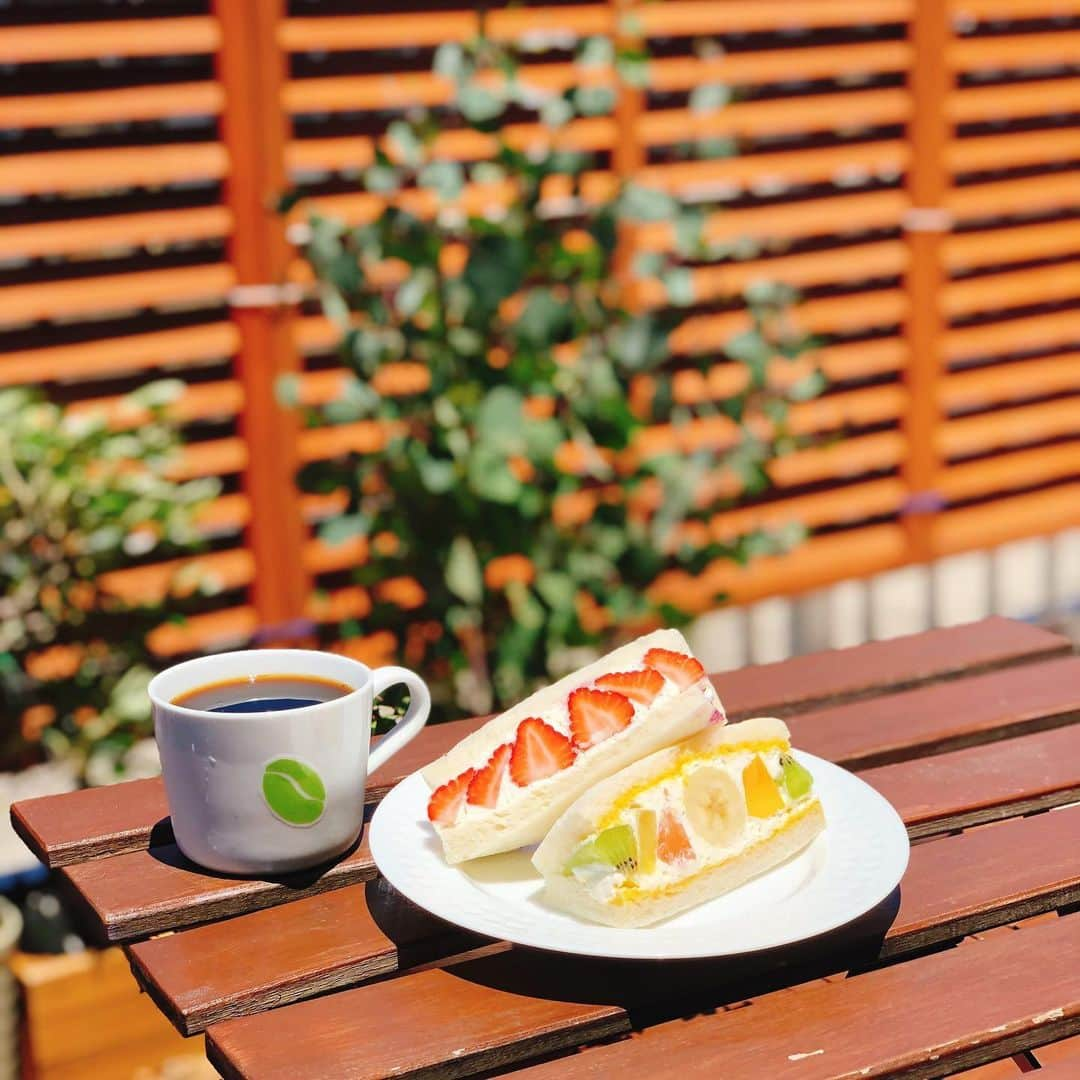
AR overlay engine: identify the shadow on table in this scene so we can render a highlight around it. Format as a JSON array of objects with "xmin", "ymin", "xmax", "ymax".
[
  {"xmin": 368, "ymin": 886, "xmax": 902, "ymax": 1026},
  {"xmin": 144, "ymin": 827, "xmax": 365, "ymax": 891}
]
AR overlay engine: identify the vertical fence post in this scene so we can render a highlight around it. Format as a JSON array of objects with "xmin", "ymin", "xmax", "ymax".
[
  {"xmin": 214, "ymin": 0, "xmax": 310, "ymax": 634},
  {"xmin": 611, "ymin": 0, "xmax": 645, "ymax": 289},
  {"xmin": 901, "ymin": 0, "xmax": 953, "ymax": 566}
]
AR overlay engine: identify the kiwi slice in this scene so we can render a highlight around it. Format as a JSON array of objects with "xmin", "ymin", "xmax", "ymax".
[
  {"xmin": 564, "ymin": 824, "xmax": 637, "ymax": 875},
  {"xmin": 780, "ymin": 753, "xmax": 814, "ymax": 800}
]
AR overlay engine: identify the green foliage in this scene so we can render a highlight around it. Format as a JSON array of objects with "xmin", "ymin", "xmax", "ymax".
[
  {"xmin": 0, "ymin": 386, "xmax": 218, "ymax": 774},
  {"xmin": 292, "ymin": 34, "xmax": 820, "ymax": 718}
]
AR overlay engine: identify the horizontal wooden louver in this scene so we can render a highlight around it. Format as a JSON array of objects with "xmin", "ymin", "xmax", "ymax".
[{"xmin": 2, "ymin": 0, "xmax": 1077, "ymax": 654}]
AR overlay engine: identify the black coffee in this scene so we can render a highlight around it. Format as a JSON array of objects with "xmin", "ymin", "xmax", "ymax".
[{"xmin": 173, "ymin": 674, "xmax": 353, "ymax": 714}]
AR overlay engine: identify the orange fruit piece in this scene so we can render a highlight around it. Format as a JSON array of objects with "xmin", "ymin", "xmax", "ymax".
[
  {"xmin": 742, "ymin": 755, "xmax": 785, "ymax": 818},
  {"xmin": 656, "ymin": 806, "xmax": 695, "ymax": 865}
]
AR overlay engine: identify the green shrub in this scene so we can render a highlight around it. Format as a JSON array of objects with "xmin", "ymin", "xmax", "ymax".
[
  {"xmin": 0, "ymin": 383, "xmax": 218, "ymax": 775},
  {"xmin": 290, "ymin": 34, "xmax": 819, "ymax": 719}
]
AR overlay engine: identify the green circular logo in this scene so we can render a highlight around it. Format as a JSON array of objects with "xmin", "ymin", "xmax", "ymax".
[{"xmin": 261, "ymin": 757, "xmax": 326, "ymax": 827}]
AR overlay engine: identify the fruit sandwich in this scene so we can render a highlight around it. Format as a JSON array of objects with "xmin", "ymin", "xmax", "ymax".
[
  {"xmin": 424, "ymin": 629, "xmax": 724, "ymax": 863},
  {"xmin": 532, "ymin": 716, "xmax": 825, "ymax": 927}
]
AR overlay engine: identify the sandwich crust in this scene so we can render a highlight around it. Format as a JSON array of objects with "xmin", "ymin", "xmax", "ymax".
[{"xmin": 532, "ymin": 717, "xmax": 826, "ymax": 927}]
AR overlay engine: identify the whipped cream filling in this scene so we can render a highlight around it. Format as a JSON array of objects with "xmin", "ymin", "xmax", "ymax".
[
  {"xmin": 572, "ymin": 747, "xmax": 814, "ymax": 902},
  {"xmin": 456, "ymin": 673, "xmax": 719, "ymax": 822}
]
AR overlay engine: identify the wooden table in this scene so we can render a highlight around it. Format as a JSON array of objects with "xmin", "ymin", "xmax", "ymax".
[{"xmin": 11, "ymin": 616, "xmax": 1080, "ymax": 1079}]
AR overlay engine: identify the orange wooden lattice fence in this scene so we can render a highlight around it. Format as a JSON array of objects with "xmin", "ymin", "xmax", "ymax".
[{"xmin": 1, "ymin": 0, "xmax": 1078, "ymax": 654}]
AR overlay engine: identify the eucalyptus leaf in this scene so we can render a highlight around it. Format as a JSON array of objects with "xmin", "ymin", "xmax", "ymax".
[
  {"xmin": 618, "ymin": 184, "xmax": 679, "ymax": 223},
  {"xmin": 689, "ymin": 83, "xmax": 731, "ymax": 113},
  {"xmin": 467, "ymin": 448, "xmax": 522, "ymax": 503},
  {"xmin": 664, "ymin": 267, "xmax": 695, "ymax": 307},
  {"xmin": 697, "ymin": 136, "xmax": 738, "ymax": 159},
  {"xmin": 632, "ymin": 251, "xmax": 665, "ymax": 279},
  {"xmin": 788, "ymin": 369, "xmax": 827, "ymax": 401},
  {"xmin": 319, "ymin": 514, "xmax": 369, "ymax": 546},
  {"xmin": 275, "ymin": 374, "xmax": 302, "ymax": 407},
  {"xmin": 458, "ymin": 84, "xmax": 504, "ymax": 123},
  {"xmin": 673, "ymin": 208, "xmax": 706, "ymax": 257},
  {"xmin": 395, "ymin": 267, "xmax": 435, "ymax": 318},
  {"xmin": 475, "ymin": 387, "xmax": 525, "ymax": 451},
  {"xmin": 445, "ymin": 536, "xmax": 483, "ymax": 604},
  {"xmin": 577, "ymin": 36, "xmax": 614, "ymax": 68},
  {"xmin": 540, "ymin": 95, "xmax": 574, "ymax": 128},
  {"xmin": 608, "ymin": 315, "xmax": 670, "ymax": 372},
  {"xmin": 418, "ymin": 455, "xmax": 458, "ymax": 493},
  {"xmin": 516, "ymin": 289, "xmax": 571, "ymax": 348},
  {"xmin": 364, "ymin": 163, "xmax": 401, "ymax": 193},
  {"xmin": 573, "ymin": 85, "xmax": 615, "ymax": 116},
  {"xmin": 433, "ymin": 42, "xmax": 467, "ymax": 82},
  {"xmin": 128, "ymin": 380, "xmax": 184, "ymax": 410},
  {"xmin": 506, "ymin": 581, "xmax": 545, "ymax": 629},
  {"xmin": 388, "ymin": 119, "xmax": 425, "ymax": 167},
  {"xmin": 616, "ymin": 48, "xmax": 650, "ymax": 88},
  {"xmin": 418, "ymin": 160, "xmax": 464, "ymax": 201},
  {"xmin": 535, "ymin": 571, "xmax": 576, "ymax": 612}
]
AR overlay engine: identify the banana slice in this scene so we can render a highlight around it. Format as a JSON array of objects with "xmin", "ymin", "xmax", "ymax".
[{"xmin": 683, "ymin": 765, "xmax": 746, "ymax": 847}]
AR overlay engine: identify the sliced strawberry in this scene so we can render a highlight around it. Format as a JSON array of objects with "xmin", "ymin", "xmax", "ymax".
[
  {"xmin": 568, "ymin": 687, "xmax": 634, "ymax": 750},
  {"xmin": 467, "ymin": 743, "xmax": 512, "ymax": 807},
  {"xmin": 427, "ymin": 768, "xmax": 475, "ymax": 826},
  {"xmin": 657, "ymin": 805, "xmax": 695, "ymax": 865},
  {"xmin": 643, "ymin": 647, "xmax": 706, "ymax": 689},
  {"xmin": 509, "ymin": 718, "xmax": 576, "ymax": 786},
  {"xmin": 595, "ymin": 669, "xmax": 664, "ymax": 707}
]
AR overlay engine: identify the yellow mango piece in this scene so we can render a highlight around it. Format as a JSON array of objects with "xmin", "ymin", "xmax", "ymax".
[
  {"xmin": 742, "ymin": 755, "xmax": 784, "ymax": 818},
  {"xmin": 635, "ymin": 808, "xmax": 657, "ymax": 876}
]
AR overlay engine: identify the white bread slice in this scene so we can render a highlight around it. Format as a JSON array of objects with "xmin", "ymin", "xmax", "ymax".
[
  {"xmin": 539, "ymin": 802, "xmax": 825, "ymax": 928},
  {"xmin": 532, "ymin": 717, "xmax": 825, "ymax": 927},
  {"xmin": 436, "ymin": 685, "xmax": 716, "ymax": 863},
  {"xmin": 532, "ymin": 716, "xmax": 788, "ymax": 877},
  {"xmin": 423, "ymin": 628, "xmax": 716, "ymax": 790},
  {"xmin": 423, "ymin": 629, "xmax": 723, "ymax": 864}
]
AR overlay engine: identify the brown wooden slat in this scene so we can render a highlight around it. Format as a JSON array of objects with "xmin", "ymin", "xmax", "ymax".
[
  {"xmin": 0, "ymin": 264, "xmax": 235, "ymax": 326},
  {"xmin": 287, "ymin": 88, "xmax": 910, "ymax": 174},
  {"xmin": 0, "ymin": 144, "xmax": 228, "ymax": 197},
  {"xmin": 279, "ymin": 1, "xmax": 911, "ymax": 53},
  {"xmin": 10, "ymin": 778, "xmax": 171, "ymax": 870},
  {"xmin": 787, "ymin": 654, "xmax": 1080, "ymax": 770},
  {"xmin": 864, "ymin": 722, "xmax": 1080, "ymax": 839},
  {"xmin": 1032, "ymin": 1031, "xmax": 1080, "ymax": 1070},
  {"xmin": 0, "ymin": 81, "xmax": 224, "ymax": 129},
  {"xmin": 0, "ymin": 323, "xmax": 239, "ymax": 387},
  {"xmin": 1033, "ymin": 1062, "xmax": 1080, "ymax": 1079},
  {"xmin": 504, "ymin": 914, "xmax": 1080, "ymax": 1080},
  {"xmin": 0, "ymin": 206, "xmax": 232, "ymax": 260},
  {"xmin": 207, "ymin": 962, "xmax": 629, "ymax": 1080},
  {"xmin": 939, "ymin": 443, "xmax": 1080, "ymax": 505},
  {"xmin": 0, "ymin": 17, "xmax": 219, "ymax": 63},
  {"xmin": 129, "ymin": 805, "xmax": 1080, "ymax": 1036},
  {"xmin": 934, "ymin": 483, "xmax": 1080, "ymax": 560},
  {"xmin": 57, "ymin": 718, "xmax": 1080, "ymax": 944},
  {"xmin": 945, "ymin": 309, "xmax": 1080, "ymax": 365},
  {"xmin": 62, "ymin": 837, "xmax": 376, "ymax": 944},
  {"xmin": 12, "ymin": 619, "xmax": 1067, "ymax": 869},
  {"xmin": 710, "ymin": 616, "xmax": 1068, "ymax": 718},
  {"xmin": 950, "ymin": 128, "xmax": 1080, "ymax": 174},
  {"xmin": 949, "ymin": 173, "xmax": 1080, "ymax": 221},
  {"xmin": 128, "ymin": 878, "xmax": 485, "ymax": 1035},
  {"xmin": 284, "ymin": 43, "xmax": 912, "ymax": 115}
]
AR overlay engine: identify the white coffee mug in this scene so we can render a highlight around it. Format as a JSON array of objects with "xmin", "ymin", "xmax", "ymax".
[{"xmin": 149, "ymin": 649, "xmax": 430, "ymax": 875}]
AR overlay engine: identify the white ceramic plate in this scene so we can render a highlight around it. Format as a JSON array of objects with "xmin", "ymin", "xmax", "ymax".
[{"xmin": 368, "ymin": 752, "xmax": 909, "ymax": 961}]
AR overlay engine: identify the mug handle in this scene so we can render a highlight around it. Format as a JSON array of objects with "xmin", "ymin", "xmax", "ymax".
[{"xmin": 367, "ymin": 666, "xmax": 432, "ymax": 775}]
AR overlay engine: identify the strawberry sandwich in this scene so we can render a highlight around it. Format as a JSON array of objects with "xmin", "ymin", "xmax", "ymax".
[
  {"xmin": 532, "ymin": 717, "xmax": 825, "ymax": 927},
  {"xmin": 423, "ymin": 629, "xmax": 724, "ymax": 863}
]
